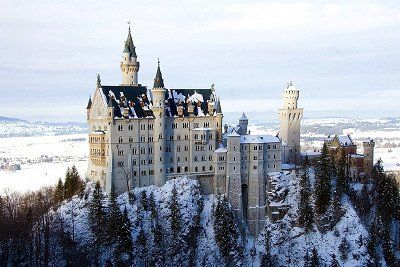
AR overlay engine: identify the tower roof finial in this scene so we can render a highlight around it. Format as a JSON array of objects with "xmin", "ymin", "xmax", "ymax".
[
  {"xmin": 123, "ymin": 20, "xmax": 137, "ymax": 58},
  {"xmin": 97, "ymin": 74, "xmax": 101, "ymax": 88},
  {"xmin": 153, "ymin": 59, "xmax": 164, "ymax": 88}
]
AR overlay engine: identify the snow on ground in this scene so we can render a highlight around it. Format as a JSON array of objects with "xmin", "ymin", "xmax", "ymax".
[{"xmin": 0, "ymin": 133, "xmax": 88, "ymax": 193}]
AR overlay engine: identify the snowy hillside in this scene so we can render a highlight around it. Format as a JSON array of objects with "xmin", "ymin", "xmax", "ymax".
[{"xmin": 47, "ymin": 171, "xmax": 385, "ymax": 266}]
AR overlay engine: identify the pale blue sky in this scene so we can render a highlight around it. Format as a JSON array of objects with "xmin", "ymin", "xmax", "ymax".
[{"xmin": 0, "ymin": 0, "xmax": 399, "ymax": 121}]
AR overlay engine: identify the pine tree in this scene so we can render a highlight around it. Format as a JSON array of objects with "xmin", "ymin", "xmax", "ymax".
[
  {"xmin": 310, "ymin": 247, "xmax": 319, "ymax": 267},
  {"xmin": 108, "ymin": 183, "xmax": 124, "ymax": 246},
  {"xmin": 148, "ymin": 191, "xmax": 157, "ymax": 221},
  {"xmin": 64, "ymin": 167, "xmax": 72, "ymax": 198},
  {"xmin": 359, "ymin": 183, "xmax": 371, "ymax": 215},
  {"xmin": 213, "ymin": 195, "xmax": 241, "ymax": 264},
  {"xmin": 329, "ymin": 254, "xmax": 340, "ymax": 267},
  {"xmin": 151, "ymin": 220, "xmax": 165, "ymax": 266},
  {"xmin": 261, "ymin": 229, "xmax": 273, "ymax": 266},
  {"xmin": 303, "ymin": 250, "xmax": 310, "ymax": 267},
  {"xmin": 169, "ymin": 183, "xmax": 182, "ymax": 264},
  {"xmin": 298, "ymin": 157, "xmax": 313, "ymax": 231},
  {"xmin": 339, "ymin": 237, "xmax": 350, "ymax": 261},
  {"xmin": 53, "ymin": 178, "xmax": 64, "ymax": 203},
  {"xmin": 64, "ymin": 165, "xmax": 84, "ymax": 199},
  {"xmin": 115, "ymin": 207, "xmax": 132, "ymax": 263},
  {"xmin": 140, "ymin": 190, "xmax": 148, "ymax": 211},
  {"xmin": 315, "ymin": 143, "xmax": 332, "ymax": 214},
  {"xmin": 137, "ymin": 228, "xmax": 147, "ymax": 264},
  {"xmin": 89, "ymin": 181, "xmax": 107, "ymax": 247}
]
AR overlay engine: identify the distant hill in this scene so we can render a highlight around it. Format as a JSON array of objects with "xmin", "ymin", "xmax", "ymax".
[{"xmin": 0, "ymin": 116, "xmax": 28, "ymax": 123}]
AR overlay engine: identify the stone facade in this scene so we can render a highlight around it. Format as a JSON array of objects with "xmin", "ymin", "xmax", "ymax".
[{"xmin": 87, "ymin": 26, "xmax": 292, "ymax": 236}]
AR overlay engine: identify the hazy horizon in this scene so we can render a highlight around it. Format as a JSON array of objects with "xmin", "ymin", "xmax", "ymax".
[{"xmin": 1, "ymin": 0, "xmax": 399, "ymax": 122}]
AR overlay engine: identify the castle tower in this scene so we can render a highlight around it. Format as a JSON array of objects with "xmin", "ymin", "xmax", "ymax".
[
  {"xmin": 152, "ymin": 60, "xmax": 166, "ymax": 187},
  {"xmin": 363, "ymin": 140, "xmax": 375, "ymax": 180},
  {"xmin": 239, "ymin": 112, "xmax": 248, "ymax": 135},
  {"xmin": 226, "ymin": 131, "xmax": 243, "ymax": 223},
  {"xmin": 120, "ymin": 25, "xmax": 140, "ymax": 86},
  {"xmin": 278, "ymin": 81, "xmax": 303, "ymax": 163}
]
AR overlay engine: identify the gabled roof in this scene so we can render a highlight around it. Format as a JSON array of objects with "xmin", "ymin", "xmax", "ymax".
[
  {"xmin": 326, "ymin": 135, "xmax": 354, "ymax": 147},
  {"xmin": 102, "ymin": 85, "xmax": 152, "ymax": 118}
]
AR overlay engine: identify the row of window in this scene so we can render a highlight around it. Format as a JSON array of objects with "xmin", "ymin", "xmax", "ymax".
[
  {"xmin": 240, "ymin": 144, "xmax": 278, "ymax": 151},
  {"xmin": 115, "ymin": 164, "xmax": 213, "ymax": 175},
  {"xmin": 117, "ymin": 121, "xmax": 216, "ymax": 131}
]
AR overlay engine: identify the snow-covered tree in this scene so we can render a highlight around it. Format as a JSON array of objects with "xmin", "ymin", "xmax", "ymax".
[
  {"xmin": 298, "ymin": 156, "xmax": 314, "ymax": 231},
  {"xmin": 315, "ymin": 143, "xmax": 332, "ymax": 215},
  {"xmin": 213, "ymin": 195, "xmax": 242, "ymax": 265},
  {"xmin": 169, "ymin": 183, "xmax": 183, "ymax": 264},
  {"xmin": 89, "ymin": 181, "xmax": 107, "ymax": 247},
  {"xmin": 310, "ymin": 247, "xmax": 319, "ymax": 267}
]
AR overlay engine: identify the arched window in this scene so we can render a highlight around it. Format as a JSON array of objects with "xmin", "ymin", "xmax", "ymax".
[
  {"xmin": 170, "ymin": 167, "xmax": 174, "ymax": 173},
  {"xmin": 202, "ymin": 166, "xmax": 205, "ymax": 172},
  {"xmin": 118, "ymin": 137, "xmax": 123, "ymax": 143},
  {"xmin": 209, "ymin": 166, "xmax": 213, "ymax": 171},
  {"xmin": 194, "ymin": 156, "xmax": 198, "ymax": 162},
  {"xmin": 195, "ymin": 166, "xmax": 198, "ymax": 172},
  {"xmin": 177, "ymin": 166, "xmax": 181, "ymax": 173},
  {"xmin": 184, "ymin": 166, "xmax": 188, "ymax": 172}
]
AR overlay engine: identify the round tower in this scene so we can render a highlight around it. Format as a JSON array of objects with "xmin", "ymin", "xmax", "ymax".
[
  {"xmin": 152, "ymin": 60, "xmax": 166, "ymax": 187},
  {"xmin": 363, "ymin": 139, "xmax": 375, "ymax": 179},
  {"xmin": 278, "ymin": 81, "xmax": 303, "ymax": 164},
  {"xmin": 239, "ymin": 112, "xmax": 248, "ymax": 135},
  {"xmin": 120, "ymin": 25, "xmax": 140, "ymax": 86}
]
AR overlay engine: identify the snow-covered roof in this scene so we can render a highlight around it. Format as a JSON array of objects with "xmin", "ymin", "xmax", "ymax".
[
  {"xmin": 240, "ymin": 135, "xmax": 280, "ymax": 144},
  {"xmin": 215, "ymin": 147, "xmax": 228, "ymax": 153},
  {"xmin": 226, "ymin": 130, "xmax": 240, "ymax": 137},
  {"xmin": 90, "ymin": 131, "xmax": 105, "ymax": 135},
  {"xmin": 326, "ymin": 134, "xmax": 354, "ymax": 147}
]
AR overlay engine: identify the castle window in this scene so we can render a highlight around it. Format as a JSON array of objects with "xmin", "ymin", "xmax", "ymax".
[
  {"xmin": 274, "ymin": 154, "xmax": 276, "ymax": 159},
  {"xmin": 185, "ymin": 157, "xmax": 188, "ymax": 162},
  {"xmin": 194, "ymin": 123, "xmax": 199, "ymax": 128},
  {"xmin": 149, "ymin": 170, "xmax": 154, "ymax": 175},
  {"xmin": 202, "ymin": 156, "xmax": 206, "ymax": 161},
  {"xmin": 209, "ymin": 145, "xmax": 213, "ymax": 151},
  {"xmin": 118, "ymin": 161, "xmax": 124, "ymax": 167},
  {"xmin": 209, "ymin": 133, "xmax": 213, "ymax": 139},
  {"xmin": 149, "ymin": 159, "xmax": 153, "ymax": 164},
  {"xmin": 177, "ymin": 135, "xmax": 181, "ymax": 140},
  {"xmin": 194, "ymin": 134, "xmax": 199, "ymax": 140},
  {"xmin": 177, "ymin": 146, "xmax": 181, "ymax": 152},
  {"xmin": 141, "ymin": 148, "xmax": 146, "ymax": 154},
  {"xmin": 210, "ymin": 166, "xmax": 213, "ymax": 171},
  {"xmin": 185, "ymin": 145, "xmax": 189, "ymax": 151},
  {"xmin": 149, "ymin": 124, "xmax": 154, "ymax": 130},
  {"xmin": 129, "ymin": 137, "xmax": 133, "ymax": 143},
  {"xmin": 177, "ymin": 167, "xmax": 181, "ymax": 173},
  {"xmin": 128, "ymin": 125, "xmax": 133, "ymax": 130},
  {"xmin": 177, "ymin": 157, "xmax": 180, "ymax": 162},
  {"xmin": 133, "ymin": 147, "xmax": 137, "ymax": 154},
  {"xmin": 185, "ymin": 134, "xmax": 189, "ymax": 140},
  {"xmin": 259, "ymin": 145, "xmax": 262, "ymax": 150},
  {"xmin": 169, "ymin": 135, "xmax": 173, "ymax": 141},
  {"xmin": 185, "ymin": 166, "xmax": 188, "ymax": 172},
  {"xmin": 141, "ymin": 160, "xmax": 146, "ymax": 165},
  {"xmin": 195, "ymin": 166, "xmax": 198, "ymax": 172},
  {"xmin": 118, "ymin": 150, "xmax": 124, "ymax": 156},
  {"xmin": 170, "ymin": 157, "xmax": 173, "ymax": 163},
  {"xmin": 253, "ymin": 155, "xmax": 257, "ymax": 160},
  {"xmin": 140, "ymin": 136, "xmax": 146, "ymax": 142},
  {"xmin": 166, "ymin": 147, "xmax": 171, "ymax": 152},
  {"xmin": 268, "ymin": 155, "xmax": 270, "ymax": 159},
  {"xmin": 268, "ymin": 145, "xmax": 271, "ymax": 149},
  {"xmin": 170, "ymin": 167, "xmax": 174, "ymax": 173},
  {"xmin": 159, "ymin": 133, "xmax": 163, "ymax": 139},
  {"xmin": 253, "ymin": 165, "xmax": 257, "ymax": 170},
  {"xmin": 273, "ymin": 145, "xmax": 277, "ymax": 149},
  {"xmin": 119, "ymin": 137, "xmax": 123, "ymax": 143},
  {"xmin": 133, "ymin": 171, "xmax": 137, "ymax": 176},
  {"xmin": 141, "ymin": 170, "xmax": 146, "ymax": 175},
  {"xmin": 254, "ymin": 146, "xmax": 257, "ymax": 150},
  {"xmin": 202, "ymin": 166, "xmax": 205, "ymax": 171},
  {"xmin": 209, "ymin": 155, "xmax": 213, "ymax": 161},
  {"xmin": 149, "ymin": 147, "xmax": 153, "ymax": 154},
  {"xmin": 133, "ymin": 160, "xmax": 137, "ymax": 165},
  {"xmin": 273, "ymin": 164, "xmax": 276, "ymax": 168},
  {"xmin": 233, "ymin": 157, "xmax": 236, "ymax": 161},
  {"xmin": 194, "ymin": 156, "xmax": 198, "ymax": 162}
]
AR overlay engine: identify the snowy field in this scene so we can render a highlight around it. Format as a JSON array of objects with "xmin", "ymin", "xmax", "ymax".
[
  {"xmin": 0, "ymin": 117, "xmax": 399, "ymax": 193},
  {"xmin": 0, "ymin": 134, "xmax": 88, "ymax": 193}
]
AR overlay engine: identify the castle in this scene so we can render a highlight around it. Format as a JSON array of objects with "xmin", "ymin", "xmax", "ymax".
[{"xmin": 86, "ymin": 26, "xmax": 372, "ymax": 236}]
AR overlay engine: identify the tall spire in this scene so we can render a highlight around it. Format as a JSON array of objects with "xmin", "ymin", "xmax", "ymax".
[
  {"xmin": 153, "ymin": 59, "xmax": 164, "ymax": 88},
  {"xmin": 123, "ymin": 22, "xmax": 137, "ymax": 58}
]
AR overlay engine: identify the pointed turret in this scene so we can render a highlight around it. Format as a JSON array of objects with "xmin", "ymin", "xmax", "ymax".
[
  {"xmin": 123, "ymin": 26, "xmax": 137, "ymax": 58},
  {"xmin": 120, "ymin": 24, "xmax": 140, "ymax": 86},
  {"xmin": 86, "ymin": 97, "xmax": 92, "ymax": 109},
  {"xmin": 216, "ymin": 97, "xmax": 222, "ymax": 114},
  {"xmin": 153, "ymin": 59, "xmax": 165, "ymax": 88}
]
